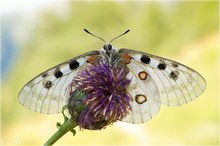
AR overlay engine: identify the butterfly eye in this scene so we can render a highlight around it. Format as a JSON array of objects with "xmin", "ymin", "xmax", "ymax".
[
  {"xmin": 103, "ymin": 44, "xmax": 112, "ymax": 52},
  {"xmin": 108, "ymin": 45, "xmax": 112, "ymax": 50}
]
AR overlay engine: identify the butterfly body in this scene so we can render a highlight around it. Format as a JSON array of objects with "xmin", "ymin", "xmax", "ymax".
[{"xmin": 18, "ymin": 44, "xmax": 206, "ymax": 124}]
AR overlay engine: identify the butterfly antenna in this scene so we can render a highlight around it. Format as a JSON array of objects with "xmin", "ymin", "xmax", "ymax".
[
  {"xmin": 109, "ymin": 29, "xmax": 130, "ymax": 44},
  {"xmin": 84, "ymin": 29, "xmax": 106, "ymax": 43}
]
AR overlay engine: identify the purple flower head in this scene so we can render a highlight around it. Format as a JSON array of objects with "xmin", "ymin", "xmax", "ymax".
[{"xmin": 71, "ymin": 60, "xmax": 132, "ymax": 130}]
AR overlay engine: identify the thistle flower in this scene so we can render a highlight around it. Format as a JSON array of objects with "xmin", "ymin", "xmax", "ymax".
[{"xmin": 68, "ymin": 60, "xmax": 132, "ymax": 130}]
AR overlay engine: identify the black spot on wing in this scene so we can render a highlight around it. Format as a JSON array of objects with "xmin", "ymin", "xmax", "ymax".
[
  {"xmin": 158, "ymin": 63, "xmax": 166, "ymax": 70},
  {"xmin": 54, "ymin": 70, "xmax": 63, "ymax": 78},
  {"xmin": 43, "ymin": 80, "xmax": 52, "ymax": 89},
  {"xmin": 171, "ymin": 62, "xmax": 178, "ymax": 68},
  {"xmin": 69, "ymin": 60, "xmax": 79, "ymax": 70},
  {"xmin": 140, "ymin": 55, "xmax": 151, "ymax": 64},
  {"xmin": 42, "ymin": 72, "xmax": 48, "ymax": 78},
  {"xmin": 170, "ymin": 71, "xmax": 178, "ymax": 80}
]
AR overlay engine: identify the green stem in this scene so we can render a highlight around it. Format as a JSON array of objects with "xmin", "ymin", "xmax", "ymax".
[{"xmin": 44, "ymin": 118, "xmax": 78, "ymax": 146}]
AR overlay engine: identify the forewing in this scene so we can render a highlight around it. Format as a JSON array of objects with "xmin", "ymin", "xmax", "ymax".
[
  {"xmin": 18, "ymin": 50, "xmax": 100, "ymax": 114},
  {"xmin": 121, "ymin": 59, "xmax": 161, "ymax": 123},
  {"xmin": 119, "ymin": 49, "xmax": 206, "ymax": 106}
]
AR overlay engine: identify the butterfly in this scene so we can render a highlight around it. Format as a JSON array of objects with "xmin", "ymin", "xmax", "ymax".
[{"xmin": 18, "ymin": 29, "xmax": 206, "ymax": 124}]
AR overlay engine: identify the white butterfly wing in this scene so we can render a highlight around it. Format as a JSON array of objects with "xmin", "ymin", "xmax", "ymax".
[
  {"xmin": 121, "ymin": 59, "xmax": 161, "ymax": 123},
  {"xmin": 119, "ymin": 49, "xmax": 206, "ymax": 107},
  {"xmin": 18, "ymin": 51, "xmax": 100, "ymax": 114}
]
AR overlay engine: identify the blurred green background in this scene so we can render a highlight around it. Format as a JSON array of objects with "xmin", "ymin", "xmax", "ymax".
[{"xmin": 1, "ymin": 1, "xmax": 219, "ymax": 145}]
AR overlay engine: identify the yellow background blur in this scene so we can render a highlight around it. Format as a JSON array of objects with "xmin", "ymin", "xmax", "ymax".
[{"xmin": 1, "ymin": 1, "xmax": 219, "ymax": 145}]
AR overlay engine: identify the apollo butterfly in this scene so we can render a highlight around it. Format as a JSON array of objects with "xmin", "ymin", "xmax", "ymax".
[{"xmin": 18, "ymin": 29, "xmax": 206, "ymax": 124}]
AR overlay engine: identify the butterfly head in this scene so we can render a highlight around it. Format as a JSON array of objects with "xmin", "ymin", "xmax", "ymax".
[
  {"xmin": 103, "ymin": 43, "xmax": 113, "ymax": 56},
  {"xmin": 84, "ymin": 28, "xmax": 130, "ymax": 62}
]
